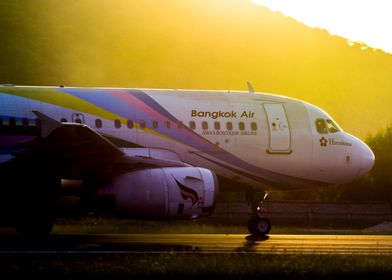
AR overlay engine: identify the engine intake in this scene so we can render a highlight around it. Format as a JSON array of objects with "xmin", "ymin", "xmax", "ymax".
[{"xmin": 95, "ymin": 167, "xmax": 218, "ymax": 220}]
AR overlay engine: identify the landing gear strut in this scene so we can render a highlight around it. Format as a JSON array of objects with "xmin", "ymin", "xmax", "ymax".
[{"xmin": 246, "ymin": 190, "xmax": 271, "ymax": 235}]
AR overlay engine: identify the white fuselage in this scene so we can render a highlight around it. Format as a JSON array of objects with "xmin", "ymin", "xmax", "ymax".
[{"xmin": 0, "ymin": 86, "xmax": 375, "ymax": 191}]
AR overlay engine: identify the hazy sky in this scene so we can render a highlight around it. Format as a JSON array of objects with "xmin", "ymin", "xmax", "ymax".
[{"xmin": 251, "ymin": 0, "xmax": 392, "ymax": 53}]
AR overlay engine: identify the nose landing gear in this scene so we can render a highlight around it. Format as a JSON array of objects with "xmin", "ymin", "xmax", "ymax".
[{"xmin": 246, "ymin": 190, "xmax": 271, "ymax": 235}]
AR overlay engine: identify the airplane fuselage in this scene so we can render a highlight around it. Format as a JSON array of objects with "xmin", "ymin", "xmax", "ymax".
[{"xmin": 0, "ymin": 85, "xmax": 374, "ymax": 192}]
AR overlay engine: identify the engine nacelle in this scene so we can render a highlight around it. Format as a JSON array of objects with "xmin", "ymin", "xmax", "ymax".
[{"xmin": 95, "ymin": 167, "xmax": 218, "ymax": 220}]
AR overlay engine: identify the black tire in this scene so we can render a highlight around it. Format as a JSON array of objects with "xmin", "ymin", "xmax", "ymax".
[
  {"xmin": 14, "ymin": 208, "xmax": 54, "ymax": 238},
  {"xmin": 248, "ymin": 217, "xmax": 271, "ymax": 235},
  {"xmin": 11, "ymin": 160, "xmax": 59, "ymax": 238}
]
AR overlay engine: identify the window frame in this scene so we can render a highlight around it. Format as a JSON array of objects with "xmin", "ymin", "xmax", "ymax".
[
  {"xmin": 165, "ymin": 121, "xmax": 171, "ymax": 129},
  {"xmin": 315, "ymin": 118, "xmax": 328, "ymax": 134},
  {"xmin": 127, "ymin": 120, "xmax": 134, "ymax": 129},
  {"xmin": 114, "ymin": 119, "xmax": 121, "ymax": 129},
  {"xmin": 189, "ymin": 121, "xmax": 196, "ymax": 130},
  {"xmin": 326, "ymin": 119, "xmax": 340, "ymax": 133},
  {"xmin": 139, "ymin": 120, "xmax": 146, "ymax": 129},
  {"xmin": 251, "ymin": 122, "xmax": 257, "ymax": 131},
  {"xmin": 95, "ymin": 118, "xmax": 103, "ymax": 128}
]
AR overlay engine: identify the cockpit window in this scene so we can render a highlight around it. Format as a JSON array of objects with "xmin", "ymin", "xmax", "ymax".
[
  {"xmin": 315, "ymin": 118, "xmax": 328, "ymax": 134},
  {"xmin": 326, "ymin": 119, "xmax": 340, "ymax": 133}
]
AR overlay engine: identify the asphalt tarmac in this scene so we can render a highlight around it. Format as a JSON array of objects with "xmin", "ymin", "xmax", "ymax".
[{"xmin": 1, "ymin": 234, "xmax": 392, "ymax": 255}]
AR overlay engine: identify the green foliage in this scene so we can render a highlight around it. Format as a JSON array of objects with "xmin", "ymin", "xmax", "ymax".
[
  {"xmin": 1, "ymin": 0, "xmax": 392, "ymax": 138},
  {"xmin": 340, "ymin": 125, "xmax": 392, "ymax": 202}
]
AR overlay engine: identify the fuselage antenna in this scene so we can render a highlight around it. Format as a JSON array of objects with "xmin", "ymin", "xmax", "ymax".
[{"xmin": 247, "ymin": 81, "xmax": 255, "ymax": 94}]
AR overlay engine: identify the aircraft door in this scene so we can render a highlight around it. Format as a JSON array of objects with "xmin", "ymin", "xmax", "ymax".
[{"xmin": 263, "ymin": 103, "xmax": 292, "ymax": 154}]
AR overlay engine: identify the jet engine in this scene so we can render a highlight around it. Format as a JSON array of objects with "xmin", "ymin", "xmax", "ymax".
[{"xmin": 94, "ymin": 167, "xmax": 218, "ymax": 219}]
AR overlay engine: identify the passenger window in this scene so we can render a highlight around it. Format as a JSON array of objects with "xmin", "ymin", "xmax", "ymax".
[
  {"xmin": 9, "ymin": 117, "xmax": 16, "ymax": 126},
  {"xmin": 315, "ymin": 119, "xmax": 328, "ymax": 134},
  {"xmin": 189, "ymin": 121, "xmax": 196, "ymax": 130},
  {"xmin": 114, "ymin": 119, "xmax": 121, "ymax": 128},
  {"xmin": 226, "ymin": 122, "xmax": 233, "ymax": 131},
  {"xmin": 251, "ymin": 122, "xmax": 257, "ymax": 131},
  {"xmin": 177, "ymin": 121, "xmax": 183, "ymax": 129},
  {"xmin": 139, "ymin": 120, "xmax": 146, "ymax": 129},
  {"xmin": 326, "ymin": 119, "xmax": 340, "ymax": 133},
  {"xmin": 165, "ymin": 121, "xmax": 171, "ymax": 129},
  {"xmin": 95, "ymin": 119, "xmax": 102, "ymax": 128},
  {"xmin": 239, "ymin": 122, "xmax": 245, "ymax": 131},
  {"xmin": 152, "ymin": 120, "xmax": 159, "ymax": 129},
  {"xmin": 127, "ymin": 120, "xmax": 134, "ymax": 129},
  {"xmin": 202, "ymin": 121, "xmax": 208, "ymax": 130},
  {"xmin": 22, "ymin": 118, "xmax": 29, "ymax": 126},
  {"xmin": 214, "ymin": 121, "xmax": 220, "ymax": 130}
]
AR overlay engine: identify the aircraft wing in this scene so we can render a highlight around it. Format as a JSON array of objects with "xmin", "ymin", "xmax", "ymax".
[
  {"xmin": 11, "ymin": 111, "xmax": 188, "ymax": 177},
  {"xmin": 2, "ymin": 111, "xmax": 217, "ymax": 237}
]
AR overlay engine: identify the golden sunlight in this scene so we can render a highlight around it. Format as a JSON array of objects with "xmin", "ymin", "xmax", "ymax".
[
  {"xmin": 2, "ymin": 0, "xmax": 392, "ymax": 139},
  {"xmin": 251, "ymin": 0, "xmax": 392, "ymax": 53}
]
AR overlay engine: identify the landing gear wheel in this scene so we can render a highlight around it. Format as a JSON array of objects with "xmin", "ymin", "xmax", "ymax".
[
  {"xmin": 15, "ymin": 210, "xmax": 54, "ymax": 238},
  {"xmin": 248, "ymin": 217, "xmax": 271, "ymax": 235},
  {"xmin": 11, "ymin": 159, "xmax": 60, "ymax": 239},
  {"xmin": 246, "ymin": 190, "xmax": 272, "ymax": 235}
]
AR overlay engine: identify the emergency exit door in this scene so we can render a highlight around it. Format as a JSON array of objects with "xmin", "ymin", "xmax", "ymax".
[{"xmin": 263, "ymin": 103, "xmax": 292, "ymax": 154}]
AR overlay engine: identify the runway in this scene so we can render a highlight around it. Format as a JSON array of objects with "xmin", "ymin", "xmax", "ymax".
[{"xmin": 1, "ymin": 234, "xmax": 392, "ymax": 255}]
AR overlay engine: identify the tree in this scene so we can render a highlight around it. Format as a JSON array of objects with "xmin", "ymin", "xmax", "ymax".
[{"xmin": 341, "ymin": 125, "xmax": 392, "ymax": 202}]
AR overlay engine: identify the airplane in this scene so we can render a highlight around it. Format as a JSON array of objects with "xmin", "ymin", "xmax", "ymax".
[{"xmin": 0, "ymin": 84, "xmax": 375, "ymax": 236}]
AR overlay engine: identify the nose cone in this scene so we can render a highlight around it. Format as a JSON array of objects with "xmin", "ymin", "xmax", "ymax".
[{"xmin": 359, "ymin": 143, "xmax": 375, "ymax": 177}]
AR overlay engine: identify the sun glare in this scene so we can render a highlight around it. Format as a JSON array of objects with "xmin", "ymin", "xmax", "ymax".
[{"xmin": 251, "ymin": 0, "xmax": 392, "ymax": 53}]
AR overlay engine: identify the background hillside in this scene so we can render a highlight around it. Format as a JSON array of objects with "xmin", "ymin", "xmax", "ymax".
[{"xmin": 1, "ymin": 0, "xmax": 391, "ymax": 139}]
